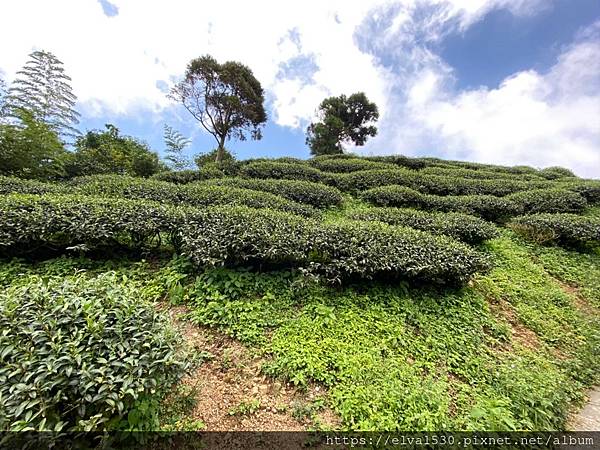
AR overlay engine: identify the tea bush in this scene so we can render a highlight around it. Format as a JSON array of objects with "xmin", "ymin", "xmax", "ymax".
[
  {"xmin": 0, "ymin": 273, "xmax": 188, "ymax": 431},
  {"xmin": 152, "ymin": 168, "xmax": 224, "ymax": 184},
  {"xmin": 559, "ymin": 180, "xmax": 600, "ymax": 204},
  {"xmin": 349, "ymin": 208, "xmax": 498, "ymax": 244},
  {"xmin": 510, "ymin": 214, "xmax": 600, "ymax": 247},
  {"xmin": 204, "ymin": 177, "xmax": 344, "ymax": 208},
  {"xmin": 71, "ymin": 175, "xmax": 317, "ymax": 217},
  {"xmin": 506, "ymin": 189, "xmax": 587, "ymax": 214},
  {"xmin": 334, "ymin": 169, "xmax": 417, "ymax": 192},
  {"xmin": 0, "ymin": 176, "xmax": 66, "ymax": 195},
  {"xmin": 310, "ymin": 220, "xmax": 490, "ymax": 284},
  {"xmin": 361, "ymin": 186, "xmax": 522, "ymax": 221},
  {"xmin": 420, "ymin": 166, "xmax": 545, "ymax": 181},
  {"xmin": 363, "ymin": 155, "xmax": 428, "ymax": 170},
  {"xmin": 239, "ymin": 161, "xmax": 331, "ymax": 184},
  {"xmin": 539, "ymin": 166, "xmax": 576, "ymax": 180},
  {"xmin": 0, "ymin": 194, "xmax": 181, "ymax": 251},
  {"xmin": 309, "ymin": 158, "xmax": 394, "ymax": 173}
]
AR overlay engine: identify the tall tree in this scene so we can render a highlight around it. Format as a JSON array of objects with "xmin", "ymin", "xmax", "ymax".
[
  {"xmin": 169, "ymin": 55, "xmax": 267, "ymax": 163},
  {"xmin": 0, "ymin": 77, "xmax": 8, "ymax": 121},
  {"xmin": 163, "ymin": 124, "xmax": 191, "ymax": 170},
  {"xmin": 306, "ymin": 92, "xmax": 379, "ymax": 155},
  {"xmin": 5, "ymin": 50, "xmax": 80, "ymax": 141}
]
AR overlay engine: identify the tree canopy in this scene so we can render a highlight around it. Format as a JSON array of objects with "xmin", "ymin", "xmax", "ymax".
[
  {"xmin": 306, "ymin": 92, "xmax": 379, "ymax": 155},
  {"xmin": 170, "ymin": 55, "xmax": 266, "ymax": 163},
  {"xmin": 65, "ymin": 124, "xmax": 162, "ymax": 177},
  {"xmin": 4, "ymin": 50, "xmax": 80, "ymax": 142}
]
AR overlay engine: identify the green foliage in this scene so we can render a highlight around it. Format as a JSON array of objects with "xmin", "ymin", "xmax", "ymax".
[
  {"xmin": 0, "ymin": 273, "xmax": 188, "ymax": 431},
  {"xmin": 205, "ymin": 177, "xmax": 344, "ymax": 208},
  {"xmin": 539, "ymin": 166, "xmax": 576, "ymax": 180},
  {"xmin": 362, "ymin": 154, "xmax": 427, "ymax": 170},
  {"xmin": 0, "ymin": 108, "xmax": 67, "ymax": 179},
  {"xmin": 228, "ymin": 399, "xmax": 261, "ymax": 416},
  {"xmin": 194, "ymin": 147, "xmax": 236, "ymax": 170},
  {"xmin": 306, "ymin": 92, "xmax": 379, "ymax": 155},
  {"xmin": 66, "ymin": 124, "xmax": 162, "ymax": 178},
  {"xmin": 71, "ymin": 174, "xmax": 317, "ymax": 217},
  {"xmin": 505, "ymin": 189, "xmax": 587, "ymax": 214},
  {"xmin": 239, "ymin": 161, "xmax": 331, "ymax": 184},
  {"xmin": 559, "ymin": 179, "xmax": 600, "ymax": 204},
  {"xmin": 151, "ymin": 168, "xmax": 223, "ymax": 184},
  {"xmin": 509, "ymin": 214, "xmax": 600, "ymax": 247},
  {"xmin": 309, "ymin": 157, "xmax": 393, "ymax": 173},
  {"xmin": 420, "ymin": 165, "xmax": 546, "ymax": 181},
  {"xmin": 0, "ymin": 194, "xmax": 181, "ymax": 252},
  {"xmin": 333, "ymin": 169, "xmax": 415, "ymax": 192},
  {"xmin": 170, "ymin": 55, "xmax": 266, "ymax": 162},
  {"xmin": 349, "ymin": 207, "xmax": 498, "ymax": 244},
  {"xmin": 0, "ymin": 175, "xmax": 66, "ymax": 195},
  {"xmin": 163, "ymin": 124, "xmax": 191, "ymax": 170},
  {"xmin": 361, "ymin": 185, "xmax": 521, "ymax": 222},
  {"xmin": 4, "ymin": 50, "xmax": 80, "ymax": 141}
]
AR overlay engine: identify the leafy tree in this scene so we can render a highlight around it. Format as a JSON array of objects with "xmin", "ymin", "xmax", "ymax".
[
  {"xmin": 0, "ymin": 77, "xmax": 7, "ymax": 121},
  {"xmin": 0, "ymin": 108, "xmax": 66, "ymax": 179},
  {"xmin": 66, "ymin": 124, "xmax": 162, "ymax": 177},
  {"xmin": 5, "ymin": 50, "xmax": 80, "ymax": 141},
  {"xmin": 194, "ymin": 147, "xmax": 236, "ymax": 173},
  {"xmin": 170, "ymin": 55, "xmax": 267, "ymax": 163},
  {"xmin": 306, "ymin": 92, "xmax": 379, "ymax": 155},
  {"xmin": 163, "ymin": 124, "xmax": 191, "ymax": 170}
]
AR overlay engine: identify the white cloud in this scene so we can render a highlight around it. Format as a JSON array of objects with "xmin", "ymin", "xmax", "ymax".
[
  {"xmin": 0, "ymin": 0, "xmax": 598, "ymax": 176},
  {"xmin": 363, "ymin": 16, "xmax": 600, "ymax": 178}
]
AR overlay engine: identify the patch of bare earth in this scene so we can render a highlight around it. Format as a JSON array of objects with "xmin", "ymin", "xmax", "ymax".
[
  {"xmin": 487, "ymin": 299, "xmax": 541, "ymax": 351},
  {"xmin": 163, "ymin": 305, "xmax": 341, "ymax": 431}
]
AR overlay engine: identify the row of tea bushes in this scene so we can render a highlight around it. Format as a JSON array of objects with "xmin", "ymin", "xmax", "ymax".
[
  {"xmin": 419, "ymin": 166, "xmax": 548, "ymax": 182},
  {"xmin": 0, "ymin": 273, "xmax": 188, "ymax": 432},
  {"xmin": 0, "ymin": 176, "xmax": 67, "ymax": 195},
  {"xmin": 70, "ymin": 175, "xmax": 318, "ymax": 217},
  {"xmin": 510, "ymin": 213, "xmax": 600, "ymax": 247},
  {"xmin": 0, "ymin": 194, "xmax": 489, "ymax": 285},
  {"xmin": 203, "ymin": 177, "xmax": 344, "ymax": 208},
  {"xmin": 349, "ymin": 208, "xmax": 498, "ymax": 244},
  {"xmin": 333, "ymin": 169, "xmax": 549, "ymax": 196},
  {"xmin": 361, "ymin": 186, "xmax": 588, "ymax": 220},
  {"xmin": 308, "ymin": 158, "xmax": 394, "ymax": 173}
]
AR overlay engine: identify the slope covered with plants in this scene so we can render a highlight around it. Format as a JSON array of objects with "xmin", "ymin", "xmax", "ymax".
[{"xmin": 1, "ymin": 154, "xmax": 599, "ymax": 433}]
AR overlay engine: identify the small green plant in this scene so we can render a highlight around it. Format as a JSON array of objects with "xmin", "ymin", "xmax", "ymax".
[{"xmin": 228, "ymin": 399, "xmax": 261, "ymax": 416}]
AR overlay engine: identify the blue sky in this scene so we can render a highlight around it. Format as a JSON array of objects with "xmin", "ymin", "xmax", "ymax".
[{"xmin": 1, "ymin": 0, "xmax": 599, "ymax": 177}]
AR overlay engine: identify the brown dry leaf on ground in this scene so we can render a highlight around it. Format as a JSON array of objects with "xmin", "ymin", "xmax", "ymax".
[{"xmin": 162, "ymin": 305, "xmax": 341, "ymax": 432}]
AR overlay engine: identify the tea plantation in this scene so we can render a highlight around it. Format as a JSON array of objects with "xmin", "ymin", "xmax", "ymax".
[{"xmin": 1, "ymin": 154, "xmax": 599, "ymax": 434}]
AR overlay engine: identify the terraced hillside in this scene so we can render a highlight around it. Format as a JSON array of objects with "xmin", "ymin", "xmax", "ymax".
[{"xmin": 1, "ymin": 154, "xmax": 599, "ymax": 433}]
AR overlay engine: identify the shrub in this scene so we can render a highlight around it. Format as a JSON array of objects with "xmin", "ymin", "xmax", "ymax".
[
  {"xmin": 239, "ymin": 161, "xmax": 331, "ymax": 184},
  {"xmin": 334, "ymin": 169, "xmax": 417, "ymax": 192},
  {"xmin": 310, "ymin": 220, "xmax": 490, "ymax": 284},
  {"xmin": 152, "ymin": 168, "xmax": 224, "ymax": 184},
  {"xmin": 180, "ymin": 206, "xmax": 313, "ymax": 268},
  {"xmin": 181, "ymin": 184, "xmax": 318, "ymax": 217},
  {"xmin": 361, "ymin": 185, "xmax": 522, "ymax": 222},
  {"xmin": 559, "ymin": 180, "xmax": 600, "ymax": 204},
  {"xmin": 422, "ymin": 158, "xmax": 539, "ymax": 175},
  {"xmin": 0, "ymin": 194, "xmax": 181, "ymax": 252},
  {"xmin": 539, "ymin": 166, "xmax": 576, "ymax": 180},
  {"xmin": 0, "ymin": 175, "xmax": 66, "ymax": 195},
  {"xmin": 506, "ymin": 189, "xmax": 587, "ymax": 214},
  {"xmin": 308, "ymin": 158, "xmax": 393, "ymax": 173},
  {"xmin": 71, "ymin": 174, "xmax": 317, "ymax": 217},
  {"xmin": 204, "ymin": 177, "xmax": 344, "ymax": 208},
  {"xmin": 349, "ymin": 208, "xmax": 498, "ymax": 244},
  {"xmin": 510, "ymin": 214, "xmax": 600, "ymax": 247},
  {"xmin": 0, "ymin": 273, "xmax": 188, "ymax": 431},
  {"xmin": 363, "ymin": 155, "xmax": 428, "ymax": 170},
  {"xmin": 419, "ymin": 166, "xmax": 545, "ymax": 181}
]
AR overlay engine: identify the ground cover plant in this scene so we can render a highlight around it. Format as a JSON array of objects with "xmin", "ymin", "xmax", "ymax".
[{"xmin": 0, "ymin": 154, "xmax": 598, "ymax": 436}]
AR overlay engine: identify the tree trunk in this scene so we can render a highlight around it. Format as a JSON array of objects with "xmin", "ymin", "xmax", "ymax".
[{"xmin": 215, "ymin": 135, "xmax": 226, "ymax": 163}]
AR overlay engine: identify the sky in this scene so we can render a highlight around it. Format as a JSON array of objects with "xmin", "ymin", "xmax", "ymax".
[{"xmin": 0, "ymin": 0, "xmax": 599, "ymax": 177}]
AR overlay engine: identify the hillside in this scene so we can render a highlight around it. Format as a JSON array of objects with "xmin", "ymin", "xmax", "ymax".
[{"xmin": 1, "ymin": 154, "xmax": 599, "ymax": 435}]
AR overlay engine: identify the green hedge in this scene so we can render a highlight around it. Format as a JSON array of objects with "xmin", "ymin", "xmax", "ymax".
[
  {"xmin": 361, "ymin": 186, "xmax": 522, "ymax": 222},
  {"xmin": 71, "ymin": 174, "xmax": 317, "ymax": 217},
  {"xmin": 152, "ymin": 168, "xmax": 224, "ymax": 184},
  {"xmin": 349, "ymin": 208, "xmax": 498, "ymax": 244},
  {"xmin": 308, "ymin": 158, "xmax": 394, "ymax": 173},
  {"xmin": 0, "ymin": 176, "xmax": 66, "ymax": 195},
  {"xmin": 421, "ymin": 158, "xmax": 539, "ymax": 175},
  {"xmin": 539, "ymin": 166, "xmax": 576, "ymax": 180},
  {"xmin": 310, "ymin": 220, "xmax": 490, "ymax": 284},
  {"xmin": 204, "ymin": 177, "xmax": 344, "ymax": 208},
  {"xmin": 0, "ymin": 194, "xmax": 181, "ymax": 251},
  {"xmin": 239, "ymin": 161, "xmax": 332, "ymax": 185},
  {"xmin": 0, "ymin": 195, "xmax": 488, "ymax": 285},
  {"xmin": 334, "ymin": 169, "xmax": 545, "ymax": 196},
  {"xmin": 363, "ymin": 155, "xmax": 428, "ymax": 170},
  {"xmin": 559, "ymin": 180, "xmax": 600, "ymax": 204},
  {"xmin": 419, "ymin": 166, "xmax": 545, "ymax": 181},
  {"xmin": 0, "ymin": 273, "xmax": 187, "ymax": 432},
  {"xmin": 505, "ymin": 189, "xmax": 587, "ymax": 214},
  {"xmin": 510, "ymin": 214, "xmax": 600, "ymax": 247}
]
